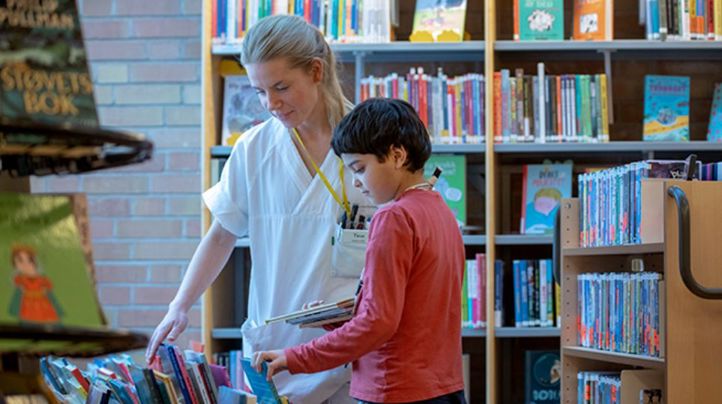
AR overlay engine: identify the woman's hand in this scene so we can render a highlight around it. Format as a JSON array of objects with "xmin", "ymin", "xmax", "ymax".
[
  {"xmin": 252, "ymin": 350, "xmax": 288, "ymax": 381},
  {"xmin": 145, "ymin": 306, "xmax": 189, "ymax": 364}
]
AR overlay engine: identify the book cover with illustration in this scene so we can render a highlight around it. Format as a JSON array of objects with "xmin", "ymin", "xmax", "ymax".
[
  {"xmin": 643, "ymin": 75, "xmax": 690, "ymax": 142},
  {"xmin": 572, "ymin": 0, "xmax": 613, "ymax": 40},
  {"xmin": 515, "ymin": 0, "xmax": 564, "ymax": 40},
  {"xmin": 521, "ymin": 162, "xmax": 572, "ymax": 235},
  {"xmin": 411, "ymin": 0, "xmax": 468, "ymax": 41},
  {"xmin": 425, "ymin": 154, "xmax": 467, "ymax": 226},
  {"xmin": 0, "ymin": 0, "xmax": 98, "ymax": 128},
  {"xmin": 222, "ymin": 75, "xmax": 270, "ymax": 146},
  {"xmin": 524, "ymin": 350, "xmax": 561, "ymax": 403},
  {"xmin": 0, "ymin": 193, "xmax": 104, "ymax": 330},
  {"xmin": 707, "ymin": 83, "xmax": 722, "ymax": 142}
]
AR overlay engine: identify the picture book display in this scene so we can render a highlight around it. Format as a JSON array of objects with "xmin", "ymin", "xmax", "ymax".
[
  {"xmin": 411, "ymin": 0, "xmax": 468, "ymax": 41},
  {"xmin": 425, "ymin": 154, "xmax": 467, "ymax": 226},
  {"xmin": 514, "ymin": 0, "xmax": 564, "ymax": 40},
  {"xmin": 0, "ymin": 0, "xmax": 98, "ymax": 128},
  {"xmin": 0, "ymin": 193, "xmax": 104, "ymax": 330},
  {"xmin": 643, "ymin": 75, "xmax": 690, "ymax": 142},
  {"xmin": 222, "ymin": 75, "xmax": 271, "ymax": 146},
  {"xmin": 521, "ymin": 162, "xmax": 573, "ymax": 235}
]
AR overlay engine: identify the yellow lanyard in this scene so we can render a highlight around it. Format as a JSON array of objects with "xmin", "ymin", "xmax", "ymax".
[{"xmin": 292, "ymin": 128, "xmax": 351, "ymax": 217}]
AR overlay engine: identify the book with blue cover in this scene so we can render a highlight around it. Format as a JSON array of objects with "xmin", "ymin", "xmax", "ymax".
[
  {"xmin": 643, "ymin": 75, "xmax": 690, "ymax": 142},
  {"xmin": 521, "ymin": 162, "xmax": 573, "ymax": 235},
  {"xmin": 240, "ymin": 358, "xmax": 284, "ymax": 404}
]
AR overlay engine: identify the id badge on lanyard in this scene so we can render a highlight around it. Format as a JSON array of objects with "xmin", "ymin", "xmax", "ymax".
[{"xmin": 292, "ymin": 129, "xmax": 366, "ymax": 278}]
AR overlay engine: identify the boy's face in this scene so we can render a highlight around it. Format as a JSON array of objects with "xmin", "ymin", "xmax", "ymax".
[{"xmin": 342, "ymin": 149, "xmax": 404, "ymax": 205}]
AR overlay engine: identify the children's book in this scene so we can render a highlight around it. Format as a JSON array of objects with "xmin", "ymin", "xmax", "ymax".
[
  {"xmin": 411, "ymin": 0, "xmax": 468, "ymax": 41},
  {"xmin": 515, "ymin": 0, "xmax": 564, "ymax": 40},
  {"xmin": 425, "ymin": 154, "xmax": 467, "ymax": 226},
  {"xmin": 240, "ymin": 359, "xmax": 285, "ymax": 404},
  {"xmin": 0, "ymin": 193, "xmax": 104, "ymax": 330},
  {"xmin": 0, "ymin": 0, "xmax": 98, "ymax": 128},
  {"xmin": 524, "ymin": 350, "xmax": 561, "ymax": 403},
  {"xmin": 572, "ymin": 0, "xmax": 613, "ymax": 40},
  {"xmin": 222, "ymin": 75, "xmax": 270, "ymax": 146},
  {"xmin": 643, "ymin": 75, "xmax": 690, "ymax": 142},
  {"xmin": 707, "ymin": 83, "xmax": 722, "ymax": 142},
  {"xmin": 521, "ymin": 162, "xmax": 573, "ymax": 235}
]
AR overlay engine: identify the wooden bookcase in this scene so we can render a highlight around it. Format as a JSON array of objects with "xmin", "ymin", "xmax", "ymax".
[
  {"xmin": 199, "ymin": 0, "xmax": 722, "ymax": 402},
  {"xmin": 558, "ymin": 180, "xmax": 722, "ymax": 403}
]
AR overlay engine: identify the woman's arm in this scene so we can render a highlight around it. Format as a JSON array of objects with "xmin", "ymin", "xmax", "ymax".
[{"xmin": 145, "ymin": 220, "xmax": 237, "ymax": 362}]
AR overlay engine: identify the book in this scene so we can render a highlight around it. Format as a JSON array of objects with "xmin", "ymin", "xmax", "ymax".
[
  {"xmin": 425, "ymin": 154, "xmax": 467, "ymax": 226},
  {"xmin": 240, "ymin": 359, "xmax": 284, "ymax": 404},
  {"xmin": 643, "ymin": 75, "xmax": 690, "ymax": 142},
  {"xmin": 572, "ymin": 0, "xmax": 613, "ymax": 40},
  {"xmin": 524, "ymin": 350, "xmax": 561, "ymax": 403},
  {"xmin": 411, "ymin": 0, "xmax": 468, "ymax": 41},
  {"xmin": 521, "ymin": 162, "xmax": 573, "ymax": 235},
  {"xmin": 707, "ymin": 83, "xmax": 722, "ymax": 142},
  {"xmin": 222, "ymin": 75, "xmax": 270, "ymax": 146},
  {"xmin": 0, "ymin": 0, "xmax": 98, "ymax": 128},
  {"xmin": 265, "ymin": 296, "xmax": 355, "ymax": 326},
  {"xmin": 515, "ymin": 0, "xmax": 564, "ymax": 40},
  {"xmin": 0, "ymin": 193, "xmax": 104, "ymax": 329}
]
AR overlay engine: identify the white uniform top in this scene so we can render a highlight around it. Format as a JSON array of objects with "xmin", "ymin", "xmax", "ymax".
[{"xmin": 203, "ymin": 117, "xmax": 366, "ymax": 403}]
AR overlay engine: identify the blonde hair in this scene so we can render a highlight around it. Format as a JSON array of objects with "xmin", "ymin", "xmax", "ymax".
[{"xmin": 240, "ymin": 15, "xmax": 353, "ymax": 129}]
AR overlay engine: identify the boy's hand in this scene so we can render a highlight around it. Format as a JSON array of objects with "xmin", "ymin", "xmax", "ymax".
[{"xmin": 252, "ymin": 350, "xmax": 288, "ymax": 381}]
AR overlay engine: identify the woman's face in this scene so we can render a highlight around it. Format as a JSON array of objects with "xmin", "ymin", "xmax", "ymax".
[{"xmin": 246, "ymin": 57, "xmax": 323, "ymax": 129}]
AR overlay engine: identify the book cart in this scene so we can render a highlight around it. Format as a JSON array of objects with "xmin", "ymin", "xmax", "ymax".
[{"xmin": 557, "ymin": 179, "xmax": 722, "ymax": 403}]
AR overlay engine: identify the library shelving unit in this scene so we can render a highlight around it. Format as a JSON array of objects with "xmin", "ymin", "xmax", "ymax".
[
  {"xmin": 200, "ymin": 0, "xmax": 722, "ymax": 403},
  {"xmin": 557, "ymin": 180, "xmax": 722, "ymax": 402}
]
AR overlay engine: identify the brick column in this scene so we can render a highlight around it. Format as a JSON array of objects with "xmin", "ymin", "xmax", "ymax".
[{"xmin": 34, "ymin": 0, "xmax": 205, "ymax": 349}]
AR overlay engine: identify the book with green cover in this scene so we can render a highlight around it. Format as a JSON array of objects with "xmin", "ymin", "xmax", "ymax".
[
  {"xmin": 425, "ymin": 154, "xmax": 467, "ymax": 226},
  {"xmin": 517, "ymin": 0, "xmax": 564, "ymax": 40},
  {"xmin": 0, "ymin": 193, "xmax": 104, "ymax": 328},
  {"xmin": 0, "ymin": 0, "xmax": 98, "ymax": 128}
]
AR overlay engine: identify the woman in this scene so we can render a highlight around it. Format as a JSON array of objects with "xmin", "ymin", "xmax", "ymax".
[{"xmin": 145, "ymin": 15, "xmax": 368, "ymax": 404}]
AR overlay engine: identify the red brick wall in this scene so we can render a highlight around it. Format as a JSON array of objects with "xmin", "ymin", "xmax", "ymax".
[{"xmin": 32, "ymin": 0, "xmax": 204, "ymax": 348}]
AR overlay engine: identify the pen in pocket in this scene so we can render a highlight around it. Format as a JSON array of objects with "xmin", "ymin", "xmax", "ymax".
[{"xmin": 348, "ymin": 204, "xmax": 359, "ymax": 229}]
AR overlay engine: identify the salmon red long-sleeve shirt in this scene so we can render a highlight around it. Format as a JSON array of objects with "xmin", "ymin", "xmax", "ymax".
[{"xmin": 285, "ymin": 189, "xmax": 465, "ymax": 403}]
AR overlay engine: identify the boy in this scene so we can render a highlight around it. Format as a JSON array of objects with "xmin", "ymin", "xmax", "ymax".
[{"xmin": 253, "ymin": 98, "xmax": 466, "ymax": 403}]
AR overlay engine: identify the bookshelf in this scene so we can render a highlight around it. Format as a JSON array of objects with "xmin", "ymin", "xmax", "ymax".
[
  {"xmin": 558, "ymin": 181, "xmax": 722, "ymax": 403},
  {"xmin": 199, "ymin": 0, "xmax": 722, "ymax": 403}
]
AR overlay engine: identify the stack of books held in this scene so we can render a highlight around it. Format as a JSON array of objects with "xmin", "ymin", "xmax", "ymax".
[{"xmin": 265, "ymin": 297, "xmax": 356, "ymax": 328}]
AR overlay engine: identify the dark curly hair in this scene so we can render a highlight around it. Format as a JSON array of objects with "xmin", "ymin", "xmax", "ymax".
[{"xmin": 331, "ymin": 98, "xmax": 432, "ymax": 172}]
